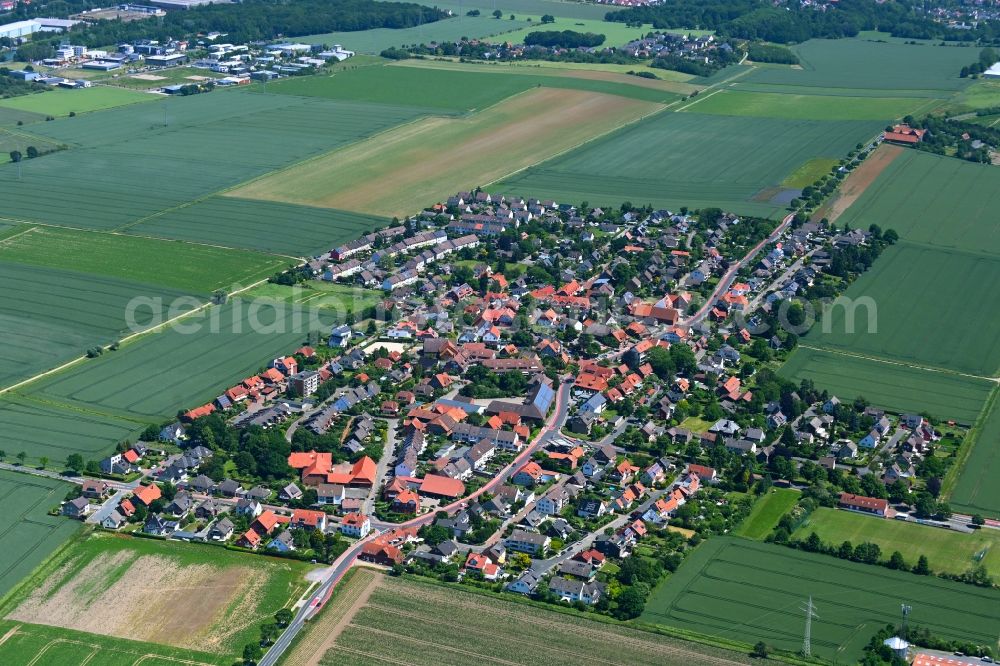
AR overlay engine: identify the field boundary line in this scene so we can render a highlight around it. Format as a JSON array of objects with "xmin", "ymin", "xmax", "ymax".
[
  {"xmin": 942, "ymin": 384, "xmax": 999, "ymax": 501},
  {"xmin": 797, "ymin": 344, "xmax": 1000, "ymax": 383},
  {"xmin": 674, "ymin": 88, "xmax": 724, "ymax": 113},
  {"xmin": 0, "ymin": 225, "xmax": 39, "ymax": 246},
  {"xmin": 0, "ymin": 624, "xmax": 18, "ymax": 646}
]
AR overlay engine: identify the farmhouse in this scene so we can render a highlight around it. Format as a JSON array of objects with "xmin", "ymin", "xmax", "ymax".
[{"xmin": 882, "ymin": 124, "xmax": 926, "ymax": 145}]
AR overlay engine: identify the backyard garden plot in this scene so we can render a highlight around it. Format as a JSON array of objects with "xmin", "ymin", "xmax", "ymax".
[
  {"xmin": 950, "ymin": 390, "xmax": 1000, "ymax": 519},
  {"xmin": 802, "ymin": 243, "xmax": 1000, "ymax": 377},
  {"xmin": 0, "ymin": 621, "xmax": 229, "ymax": 666},
  {"xmin": 0, "ymin": 397, "xmax": 138, "ymax": 466},
  {"xmin": 0, "ymin": 471, "xmax": 81, "ymax": 599},
  {"xmin": 682, "ymin": 89, "xmax": 934, "ymax": 121},
  {"xmin": 317, "ymin": 574, "xmax": 752, "ymax": 666},
  {"xmin": 25, "ymin": 300, "xmax": 338, "ymax": 421},
  {"xmin": 231, "ymin": 87, "xmax": 663, "ymax": 218},
  {"xmin": 734, "ymin": 488, "xmax": 800, "ymax": 540},
  {"xmin": 0, "ymin": 92, "xmax": 423, "ymax": 231},
  {"xmin": 793, "ymin": 508, "xmax": 1000, "ymax": 578},
  {"xmin": 498, "ymin": 112, "xmax": 881, "ymax": 217},
  {"xmin": 0, "ymin": 260, "xmax": 190, "ymax": 388},
  {"xmin": 778, "ymin": 347, "xmax": 992, "ymax": 424},
  {"xmin": 130, "ymin": 197, "xmax": 391, "ymax": 257},
  {"xmin": 836, "ymin": 150, "xmax": 1000, "ymax": 258},
  {"xmin": 643, "ymin": 537, "xmax": 1000, "ymax": 662},
  {"xmin": 743, "ymin": 39, "xmax": 975, "ymax": 95},
  {"xmin": 0, "ymin": 532, "xmax": 316, "ymax": 659},
  {"xmin": 0, "ymin": 226, "xmax": 290, "ymax": 293},
  {"xmin": 0, "ymin": 87, "xmax": 154, "ymax": 117}
]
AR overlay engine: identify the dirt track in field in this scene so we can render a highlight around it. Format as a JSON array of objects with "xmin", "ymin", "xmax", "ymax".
[{"xmin": 813, "ymin": 143, "xmax": 903, "ymax": 223}]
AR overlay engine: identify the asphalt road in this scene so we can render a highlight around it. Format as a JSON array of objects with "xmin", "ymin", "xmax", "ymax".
[{"xmin": 259, "ymin": 381, "xmax": 573, "ymax": 666}]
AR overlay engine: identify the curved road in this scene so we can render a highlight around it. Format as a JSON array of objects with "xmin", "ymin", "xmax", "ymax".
[{"xmin": 259, "ymin": 381, "xmax": 572, "ymax": 666}]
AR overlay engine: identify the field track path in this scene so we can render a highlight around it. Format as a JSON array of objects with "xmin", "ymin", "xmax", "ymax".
[{"xmin": 798, "ymin": 344, "xmax": 1000, "ymax": 382}]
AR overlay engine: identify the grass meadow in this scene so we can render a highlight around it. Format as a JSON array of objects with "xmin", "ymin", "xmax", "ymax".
[
  {"xmin": 0, "ymin": 226, "xmax": 291, "ymax": 293},
  {"xmin": 0, "ymin": 260, "xmax": 191, "ymax": 389},
  {"xmin": 499, "ymin": 112, "xmax": 881, "ymax": 216},
  {"xmin": 232, "ymin": 87, "xmax": 662, "ymax": 217},
  {"xmin": 131, "ymin": 197, "xmax": 392, "ymax": 257},
  {"xmin": 316, "ymin": 573, "xmax": 752, "ymax": 665},
  {"xmin": 778, "ymin": 347, "xmax": 992, "ymax": 423},
  {"xmin": 642, "ymin": 537, "xmax": 1000, "ymax": 662},
  {"xmin": 793, "ymin": 508, "xmax": 1000, "ymax": 577},
  {"xmin": 0, "ymin": 471, "xmax": 81, "ymax": 600},
  {"xmin": 684, "ymin": 89, "xmax": 935, "ymax": 121},
  {"xmin": 0, "ymin": 87, "xmax": 154, "ymax": 117},
  {"xmin": 298, "ymin": 15, "xmax": 532, "ymax": 54},
  {"xmin": 0, "ymin": 532, "xmax": 316, "ymax": 660},
  {"xmin": 802, "ymin": 243, "xmax": 1000, "ymax": 377},
  {"xmin": 734, "ymin": 488, "xmax": 800, "ymax": 540}
]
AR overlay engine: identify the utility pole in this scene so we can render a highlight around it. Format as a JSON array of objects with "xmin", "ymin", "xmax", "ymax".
[{"xmin": 801, "ymin": 596, "xmax": 819, "ymax": 658}]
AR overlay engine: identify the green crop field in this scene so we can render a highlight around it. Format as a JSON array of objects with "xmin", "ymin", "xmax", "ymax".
[
  {"xmin": 793, "ymin": 508, "xmax": 1000, "ymax": 577},
  {"xmin": 0, "ymin": 531, "xmax": 316, "ymax": 661},
  {"xmin": 0, "ymin": 106, "xmax": 46, "ymax": 127},
  {"xmin": 0, "ymin": 226, "xmax": 291, "ymax": 293},
  {"xmin": 0, "ymin": 471, "xmax": 81, "ymax": 600},
  {"xmin": 950, "ymin": 389, "xmax": 1000, "ymax": 519},
  {"xmin": 0, "ymin": 396, "xmax": 139, "ymax": 465},
  {"xmin": 499, "ymin": 112, "xmax": 881, "ymax": 217},
  {"xmin": 734, "ymin": 488, "xmax": 800, "ymax": 540},
  {"xmin": 643, "ymin": 537, "xmax": 1000, "ymax": 662},
  {"xmin": 24, "ymin": 300, "xmax": 337, "ymax": 422},
  {"xmin": 837, "ymin": 151, "xmax": 1000, "ymax": 259},
  {"xmin": 0, "ymin": 621, "xmax": 229, "ymax": 666},
  {"xmin": 493, "ymin": 18, "xmax": 655, "ymax": 48},
  {"xmin": 131, "ymin": 196, "xmax": 391, "ymax": 257},
  {"xmin": 315, "ymin": 573, "xmax": 752, "ymax": 665},
  {"xmin": 802, "ymin": 243, "xmax": 1000, "ymax": 377},
  {"xmin": 781, "ymin": 157, "xmax": 839, "ymax": 188},
  {"xmin": 0, "ymin": 87, "xmax": 154, "ymax": 117},
  {"xmin": 743, "ymin": 39, "xmax": 975, "ymax": 95},
  {"xmin": 779, "ymin": 347, "xmax": 992, "ymax": 423},
  {"xmin": 683, "ymin": 89, "xmax": 934, "ymax": 121},
  {"xmin": 299, "ymin": 15, "xmax": 531, "ymax": 53},
  {"xmin": 0, "ymin": 260, "xmax": 191, "ymax": 389},
  {"xmin": 242, "ymin": 281, "xmax": 382, "ymax": 315},
  {"xmin": 263, "ymin": 61, "xmax": 679, "ymax": 112},
  {"xmin": 0, "ymin": 91, "xmax": 423, "ymax": 231}
]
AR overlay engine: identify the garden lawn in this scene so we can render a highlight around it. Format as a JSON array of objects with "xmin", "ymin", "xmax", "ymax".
[
  {"xmin": 0, "ymin": 226, "xmax": 291, "ymax": 293},
  {"xmin": 950, "ymin": 389, "xmax": 1000, "ymax": 519},
  {"xmin": 24, "ymin": 300, "xmax": 338, "ymax": 421},
  {"xmin": 0, "ymin": 259, "xmax": 192, "ymax": 389},
  {"xmin": 231, "ymin": 87, "xmax": 662, "ymax": 218},
  {"xmin": 0, "ymin": 397, "xmax": 139, "ymax": 466},
  {"xmin": 130, "ymin": 197, "xmax": 391, "ymax": 257},
  {"xmin": 642, "ymin": 537, "xmax": 1000, "ymax": 662},
  {"xmin": 734, "ymin": 488, "xmax": 799, "ymax": 540},
  {"xmin": 836, "ymin": 150, "xmax": 1000, "ymax": 259},
  {"xmin": 0, "ymin": 471, "xmax": 82, "ymax": 600},
  {"xmin": 0, "ymin": 621, "xmax": 228, "ymax": 666},
  {"xmin": 0, "ymin": 87, "xmax": 154, "ymax": 117},
  {"xmin": 499, "ymin": 112, "xmax": 881, "ymax": 217},
  {"xmin": 317, "ymin": 573, "xmax": 753, "ymax": 665},
  {"xmin": 683, "ymin": 89, "xmax": 935, "ymax": 121},
  {"xmin": 0, "ymin": 532, "xmax": 317, "ymax": 660},
  {"xmin": 742, "ymin": 39, "xmax": 975, "ymax": 95},
  {"xmin": 0, "ymin": 90, "xmax": 423, "ymax": 231},
  {"xmin": 801, "ymin": 242, "xmax": 1000, "ymax": 378},
  {"xmin": 792, "ymin": 508, "xmax": 1000, "ymax": 578},
  {"xmin": 778, "ymin": 346, "xmax": 992, "ymax": 424}
]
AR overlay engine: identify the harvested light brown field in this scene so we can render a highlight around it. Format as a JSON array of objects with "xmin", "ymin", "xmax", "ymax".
[
  {"xmin": 229, "ymin": 88, "xmax": 663, "ymax": 218},
  {"xmin": 9, "ymin": 552, "xmax": 259, "ymax": 650},
  {"xmin": 316, "ymin": 574, "xmax": 751, "ymax": 666},
  {"xmin": 813, "ymin": 143, "xmax": 903, "ymax": 223}
]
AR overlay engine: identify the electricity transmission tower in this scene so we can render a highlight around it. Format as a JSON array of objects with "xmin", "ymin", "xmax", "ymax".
[
  {"xmin": 901, "ymin": 603, "xmax": 912, "ymax": 636},
  {"xmin": 801, "ymin": 596, "xmax": 819, "ymax": 658}
]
